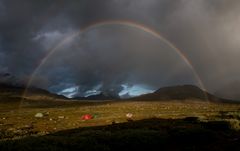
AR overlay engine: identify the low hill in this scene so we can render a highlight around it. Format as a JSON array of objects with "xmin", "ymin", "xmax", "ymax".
[
  {"xmin": 130, "ymin": 85, "xmax": 224, "ymax": 102},
  {"xmin": 0, "ymin": 83, "xmax": 67, "ymax": 102}
]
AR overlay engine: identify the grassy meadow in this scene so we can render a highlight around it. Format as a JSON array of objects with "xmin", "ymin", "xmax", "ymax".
[{"xmin": 0, "ymin": 99, "xmax": 240, "ymax": 150}]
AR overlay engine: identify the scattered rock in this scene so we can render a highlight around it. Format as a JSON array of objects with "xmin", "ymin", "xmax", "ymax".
[
  {"xmin": 38, "ymin": 131, "xmax": 49, "ymax": 135},
  {"xmin": 22, "ymin": 124, "xmax": 34, "ymax": 130},
  {"xmin": 7, "ymin": 128, "xmax": 16, "ymax": 131},
  {"xmin": 126, "ymin": 113, "xmax": 133, "ymax": 118},
  {"xmin": 126, "ymin": 113, "xmax": 133, "ymax": 122},
  {"xmin": 58, "ymin": 116, "xmax": 65, "ymax": 119},
  {"xmin": 35, "ymin": 113, "xmax": 44, "ymax": 118},
  {"xmin": 43, "ymin": 112, "xmax": 50, "ymax": 116}
]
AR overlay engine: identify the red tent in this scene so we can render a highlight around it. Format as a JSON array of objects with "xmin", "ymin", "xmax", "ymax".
[{"xmin": 81, "ymin": 114, "xmax": 93, "ymax": 120}]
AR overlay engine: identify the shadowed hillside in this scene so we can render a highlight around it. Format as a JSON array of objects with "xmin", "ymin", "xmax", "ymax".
[
  {"xmin": 0, "ymin": 83, "xmax": 67, "ymax": 102},
  {"xmin": 130, "ymin": 85, "xmax": 226, "ymax": 102}
]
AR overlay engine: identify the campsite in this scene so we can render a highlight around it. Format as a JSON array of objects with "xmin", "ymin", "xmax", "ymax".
[{"xmin": 0, "ymin": 99, "xmax": 240, "ymax": 150}]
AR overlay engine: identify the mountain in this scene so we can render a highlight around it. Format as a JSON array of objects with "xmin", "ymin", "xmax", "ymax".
[
  {"xmin": 0, "ymin": 82, "xmax": 119, "ymax": 102},
  {"xmin": 129, "ymin": 85, "xmax": 223, "ymax": 102},
  {"xmin": 0, "ymin": 83, "xmax": 236, "ymax": 103},
  {"xmin": 0, "ymin": 83, "xmax": 67, "ymax": 101}
]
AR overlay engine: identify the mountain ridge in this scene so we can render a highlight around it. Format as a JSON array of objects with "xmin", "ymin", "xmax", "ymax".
[
  {"xmin": 0, "ymin": 83, "xmax": 67, "ymax": 101},
  {"xmin": 0, "ymin": 83, "xmax": 238, "ymax": 103},
  {"xmin": 128, "ymin": 85, "xmax": 234, "ymax": 102}
]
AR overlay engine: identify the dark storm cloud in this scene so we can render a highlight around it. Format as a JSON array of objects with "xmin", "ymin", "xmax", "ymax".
[
  {"xmin": 1, "ymin": 0, "xmax": 240, "ymax": 99},
  {"xmin": 158, "ymin": 0, "xmax": 240, "ymax": 98}
]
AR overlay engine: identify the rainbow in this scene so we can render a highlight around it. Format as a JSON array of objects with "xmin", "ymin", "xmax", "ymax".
[{"xmin": 22, "ymin": 20, "xmax": 207, "ymax": 104}]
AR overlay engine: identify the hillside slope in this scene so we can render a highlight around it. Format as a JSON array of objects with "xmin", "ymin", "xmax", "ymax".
[
  {"xmin": 130, "ymin": 85, "xmax": 223, "ymax": 102},
  {"xmin": 0, "ymin": 83, "xmax": 67, "ymax": 102}
]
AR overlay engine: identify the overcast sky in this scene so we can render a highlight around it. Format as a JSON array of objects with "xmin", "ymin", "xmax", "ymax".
[{"xmin": 1, "ymin": 0, "xmax": 240, "ymax": 99}]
